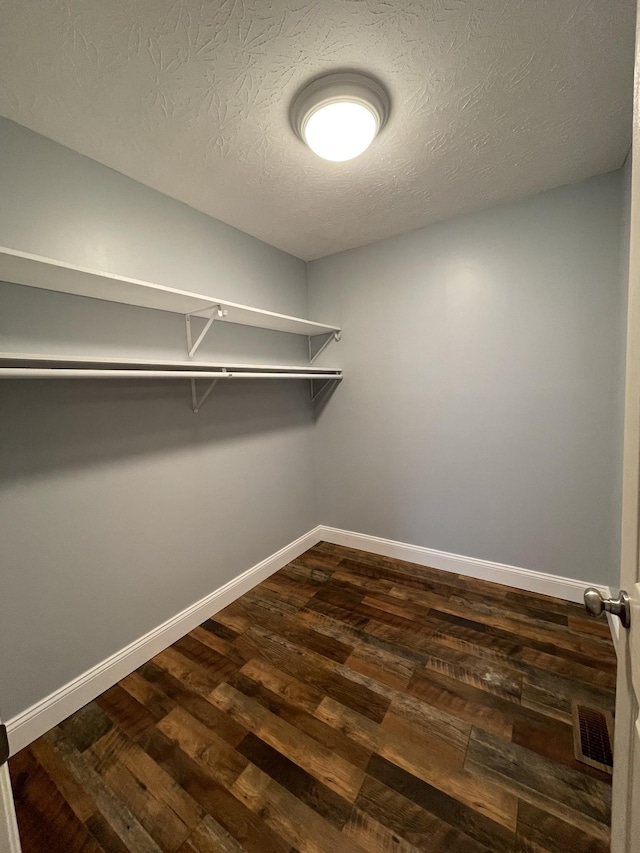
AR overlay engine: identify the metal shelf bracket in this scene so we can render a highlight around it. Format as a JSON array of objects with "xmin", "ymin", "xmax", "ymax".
[
  {"xmin": 310, "ymin": 376, "xmax": 339, "ymax": 402},
  {"xmin": 191, "ymin": 371, "xmax": 230, "ymax": 413},
  {"xmin": 186, "ymin": 306, "xmax": 228, "ymax": 358},
  {"xmin": 309, "ymin": 330, "xmax": 341, "ymax": 363}
]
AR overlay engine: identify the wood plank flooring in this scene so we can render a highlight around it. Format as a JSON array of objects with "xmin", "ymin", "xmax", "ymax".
[{"xmin": 9, "ymin": 543, "xmax": 616, "ymax": 852}]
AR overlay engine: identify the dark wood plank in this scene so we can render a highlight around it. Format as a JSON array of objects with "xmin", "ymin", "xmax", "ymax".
[
  {"xmin": 511, "ymin": 706, "xmax": 612, "ymax": 783},
  {"xmin": 230, "ymin": 664, "xmax": 373, "ymax": 769},
  {"xmin": 406, "ymin": 665, "xmax": 515, "ymax": 738},
  {"xmin": 296, "ymin": 607, "xmax": 429, "ymax": 668},
  {"xmin": 138, "ymin": 727, "xmax": 291, "ymax": 853},
  {"xmin": 59, "ymin": 702, "xmax": 114, "ymax": 753},
  {"xmin": 236, "ymin": 732, "xmax": 352, "ymax": 828},
  {"xmin": 355, "ymin": 773, "xmax": 491, "ymax": 852},
  {"xmin": 520, "ymin": 667, "xmax": 615, "ymax": 723},
  {"xmin": 210, "ymin": 682, "xmax": 365, "ymax": 802},
  {"xmin": 10, "ymin": 747, "xmax": 104, "ymax": 853},
  {"xmin": 177, "ymin": 815, "xmax": 248, "ymax": 853},
  {"xmin": 229, "ymin": 763, "xmax": 366, "ymax": 853},
  {"xmin": 138, "ymin": 660, "xmax": 248, "ymax": 746},
  {"xmin": 155, "ymin": 706, "xmax": 248, "ymax": 790},
  {"xmin": 172, "ymin": 635, "xmax": 238, "ymax": 684},
  {"xmin": 366, "ymin": 753, "xmax": 517, "ymax": 851},
  {"xmin": 516, "ymin": 801, "xmax": 610, "ymax": 853},
  {"xmin": 314, "ymin": 696, "xmax": 516, "ymax": 828},
  {"xmin": 234, "ymin": 622, "xmax": 392, "ymax": 723},
  {"xmin": 45, "ymin": 728, "xmax": 164, "ymax": 853},
  {"xmin": 465, "ymin": 727, "xmax": 611, "ymax": 842},
  {"xmin": 342, "ymin": 805, "xmax": 424, "ymax": 852},
  {"xmin": 95, "ymin": 685, "xmax": 158, "ymax": 742}
]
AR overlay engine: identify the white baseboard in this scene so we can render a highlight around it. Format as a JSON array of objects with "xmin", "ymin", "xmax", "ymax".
[
  {"xmin": 6, "ymin": 526, "xmax": 322, "ymax": 756},
  {"xmin": 317, "ymin": 525, "xmax": 610, "ymax": 605},
  {"xmin": 6, "ymin": 523, "xmax": 611, "ymax": 755}
]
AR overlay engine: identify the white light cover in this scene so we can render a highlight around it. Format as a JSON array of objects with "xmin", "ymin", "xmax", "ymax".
[{"xmin": 303, "ymin": 101, "xmax": 378, "ymax": 162}]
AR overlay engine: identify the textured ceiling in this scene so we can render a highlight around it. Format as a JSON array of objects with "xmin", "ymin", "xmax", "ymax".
[{"xmin": 0, "ymin": 0, "xmax": 635, "ymax": 260}]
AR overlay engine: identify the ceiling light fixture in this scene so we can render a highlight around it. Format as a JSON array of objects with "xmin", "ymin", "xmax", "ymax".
[{"xmin": 291, "ymin": 72, "xmax": 390, "ymax": 162}]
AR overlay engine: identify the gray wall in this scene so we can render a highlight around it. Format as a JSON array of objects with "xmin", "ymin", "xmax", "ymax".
[
  {"xmin": 0, "ymin": 118, "xmax": 317, "ymax": 720},
  {"xmin": 309, "ymin": 171, "xmax": 628, "ymax": 586}
]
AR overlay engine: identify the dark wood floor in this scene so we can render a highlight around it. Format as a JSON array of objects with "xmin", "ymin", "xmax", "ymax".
[{"xmin": 10, "ymin": 543, "xmax": 616, "ymax": 852}]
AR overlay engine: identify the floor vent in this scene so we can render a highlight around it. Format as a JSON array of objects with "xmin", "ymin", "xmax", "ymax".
[{"xmin": 572, "ymin": 701, "xmax": 614, "ymax": 774}]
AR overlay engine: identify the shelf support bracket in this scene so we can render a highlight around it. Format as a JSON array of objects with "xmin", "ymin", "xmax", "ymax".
[
  {"xmin": 309, "ymin": 330, "xmax": 341, "ymax": 363},
  {"xmin": 310, "ymin": 376, "xmax": 339, "ymax": 402},
  {"xmin": 191, "ymin": 371, "xmax": 230, "ymax": 413},
  {"xmin": 186, "ymin": 306, "xmax": 228, "ymax": 358}
]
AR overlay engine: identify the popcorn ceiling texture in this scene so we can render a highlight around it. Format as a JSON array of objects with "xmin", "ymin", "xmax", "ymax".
[{"xmin": 0, "ymin": 0, "xmax": 634, "ymax": 260}]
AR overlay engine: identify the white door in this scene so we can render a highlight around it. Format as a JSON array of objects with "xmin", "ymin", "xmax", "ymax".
[
  {"xmin": 0, "ymin": 719, "xmax": 21, "ymax": 853},
  {"xmin": 609, "ymin": 5, "xmax": 640, "ymax": 850}
]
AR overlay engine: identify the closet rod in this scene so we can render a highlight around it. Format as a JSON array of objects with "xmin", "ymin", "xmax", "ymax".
[
  {"xmin": 219, "ymin": 372, "xmax": 341, "ymax": 380},
  {"xmin": 0, "ymin": 369, "xmax": 341, "ymax": 380}
]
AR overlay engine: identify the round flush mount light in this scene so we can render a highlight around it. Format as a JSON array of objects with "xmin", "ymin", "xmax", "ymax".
[{"xmin": 291, "ymin": 72, "xmax": 390, "ymax": 162}]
